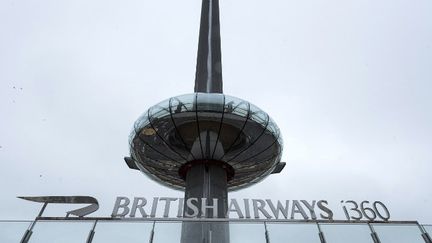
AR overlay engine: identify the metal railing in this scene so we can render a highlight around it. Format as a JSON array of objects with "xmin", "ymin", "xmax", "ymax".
[{"xmin": 1, "ymin": 218, "xmax": 431, "ymax": 243}]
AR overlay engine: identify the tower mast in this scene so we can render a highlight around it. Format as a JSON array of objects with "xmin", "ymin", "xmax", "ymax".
[{"xmin": 194, "ymin": 0, "xmax": 223, "ymax": 93}]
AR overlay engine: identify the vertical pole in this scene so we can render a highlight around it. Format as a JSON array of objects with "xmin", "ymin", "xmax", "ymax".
[
  {"xmin": 20, "ymin": 202, "xmax": 48, "ymax": 243},
  {"xmin": 368, "ymin": 223, "xmax": 381, "ymax": 243},
  {"xmin": 181, "ymin": 164, "xmax": 229, "ymax": 243},
  {"xmin": 417, "ymin": 223, "xmax": 432, "ymax": 243},
  {"xmin": 149, "ymin": 221, "xmax": 156, "ymax": 243},
  {"xmin": 264, "ymin": 222, "xmax": 271, "ymax": 243},
  {"xmin": 316, "ymin": 223, "xmax": 326, "ymax": 243},
  {"xmin": 86, "ymin": 220, "xmax": 98, "ymax": 243},
  {"xmin": 20, "ymin": 227, "xmax": 33, "ymax": 243}
]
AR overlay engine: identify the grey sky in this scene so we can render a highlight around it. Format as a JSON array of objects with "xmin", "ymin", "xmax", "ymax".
[{"xmin": 0, "ymin": 0, "xmax": 431, "ymax": 224}]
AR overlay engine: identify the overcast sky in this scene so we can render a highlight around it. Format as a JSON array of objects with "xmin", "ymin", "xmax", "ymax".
[{"xmin": 0, "ymin": 0, "xmax": 431, "ymax": 224}]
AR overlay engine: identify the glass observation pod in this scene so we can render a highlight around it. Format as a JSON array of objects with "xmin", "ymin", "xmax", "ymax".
[{"xmin": 128, "ymin": 93, "xmax": 284, "ymax": 191}]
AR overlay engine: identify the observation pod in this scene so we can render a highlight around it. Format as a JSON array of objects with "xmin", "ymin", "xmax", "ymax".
[{"xmin": 128, "ymin": 93, "xmax": 284, "ymax": 191}]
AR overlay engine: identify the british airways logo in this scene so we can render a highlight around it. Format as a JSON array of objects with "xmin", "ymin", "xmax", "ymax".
[
  {"xmin": 19, "ymin": 196, "xmax": 99, "ymax": 217},
  {"xmin": 19, "ymin": 196, "xmax": 390, "ymax": 222}
]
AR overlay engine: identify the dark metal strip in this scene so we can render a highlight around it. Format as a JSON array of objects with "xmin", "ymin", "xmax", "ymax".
[
  {"xmin": 32, "ymin": 217, "xmax": 420, "ymax": 225},
  {"xmin": 211, "ymin": 94, "xmax": 226, "ymax": 159},
  {"xmin": 195, "ymin": 93, "xmax": 205, "ymax": 158}
]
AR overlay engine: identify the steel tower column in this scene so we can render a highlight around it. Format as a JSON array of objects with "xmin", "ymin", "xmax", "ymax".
[
  {"xmin": 181, "ymin": 164, "xmax": 229, "ymax": 243},
  {"xmin": 181, "ymin": 129, "xmax": 229, "ymax": 243}
]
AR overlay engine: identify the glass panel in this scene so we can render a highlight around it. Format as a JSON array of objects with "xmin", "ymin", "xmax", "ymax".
[
  {"xmin": 133, "ymin": 112, "xmax": 150, "ymax": 133},
  {"xmin": 180, "ymin": 222, "xmax": 230, "ymax": 242},
  {"xmin": 169, "ymin": 94, "xmax": 199, "ymax": 153},
  {"xmin": 373, "ymin": 224, "xmax": 424, "ymax": 243},
  {"xmin": 152, "ymin": 222, "xmax": 181, "ymax": 243},
  {"xmin": 249, "ymin": 103, "xmax": 269, "ymax": 125},
  {"xmin": 231, "ymin": 129, "xmax": 279, "ymax": 165},
  {"xmin": 230, "ymin": 222, "xmax": 266, "ymax": 243},
  {"xmin": 170, "ymin": 94, "xmax": 196, "ymax": 113},
  {"xmin": 267, "ymin": 117, "xmax": 282, "ymax": 148},
  {"xmin": 266, "ymin": 118, "xmax": 277, "ymax": 135},
  {"xmin": 196, "ymin": 93, "xmax": 224, "ymax": 137},
  {"xmin": 424, "ymin": 225, "xmax": 432, "ymax": 235},
  {"xmin": 149, "ymin": 98, "xmax": 171, "ymax": 120},
  {"xmin": 30, "ymin": 221, "xmax": 93, "ymax": 243},
  {"xmin": 146, "ymin": 98, "xmax": 188, "ymax": 162},
  {"xmin": 92, "ymin": 222, "xmax": 152, "ymax": 243},
  {"xmin": 224, "ymin": 95, "xmax": 249, "ymax": 117},
  {"xmin": 196, "ymin": 93, "xmax": 224, "ymax": 112},
  {"xmin": 320, "ymin": 223, "xmax": 374, "ymax": 243},
  {"xmin": 128, "ymin": 128, "xmax": 137, "ymax": 147},
  {"xmin": 267, "ymin": 223, "xmax": 321, "ymax": 243},
  {"xmin": 216, "ymin": 96, "xmax": 249, "ymax": 159},
  {"xmin": 0, "ymin": 221, "xmax": 32, "ymax": 243}
]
